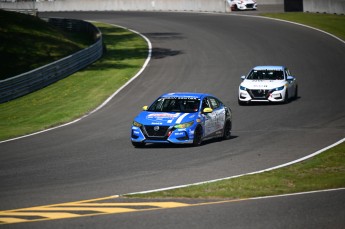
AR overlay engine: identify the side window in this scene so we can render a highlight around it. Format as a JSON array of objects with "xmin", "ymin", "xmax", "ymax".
[
  {"xmin": 202, "ymin": 98, "xmax": 211, "ymax": 110},
  {"xmin": 209, "ymin": 97, "xmax": 220, "ymax": 109}
]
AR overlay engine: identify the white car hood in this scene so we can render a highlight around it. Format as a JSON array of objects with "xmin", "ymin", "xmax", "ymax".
[{"xmin": 241, "ymin": 80, "xmax": 285, "ymax": 90}]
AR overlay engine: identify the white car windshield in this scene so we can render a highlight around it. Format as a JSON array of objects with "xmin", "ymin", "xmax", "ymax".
[
  {"xmin": 148, "ymin": 98, "xmax": 200, "ymax": 113},
  {"xmin": 247, "ymin": 70, "xmax": 284, "ymax": 80}
]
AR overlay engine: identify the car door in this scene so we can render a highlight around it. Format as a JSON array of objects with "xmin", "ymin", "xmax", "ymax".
[
  {"xmin": 209, "ymin": 97, "xmax": 226, "ymax": 132},
  {"xmin": 201, "ymin": 97, "xmax": 216, "ymax": 137},
  {"xmin": 285, "ymin": 68, "xmax": 295, "ymax": 97}
]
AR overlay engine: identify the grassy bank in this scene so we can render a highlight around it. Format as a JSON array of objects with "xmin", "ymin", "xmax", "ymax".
[
  {"xmin": 0, "ymin": 10, "xmax": 93, "ymax": 80},
  {"xmin": 0, "ymin": 22, "xmax": 148, "ymax": 141}
]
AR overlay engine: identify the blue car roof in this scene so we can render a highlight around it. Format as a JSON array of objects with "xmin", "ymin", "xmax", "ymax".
[
  {"xmin": 253, "ymin": 66, "xmax": 285, "ymax": 71},
  {"xmin": 160, "ymin": 92, "xmax": 211, "ymax": 99}
]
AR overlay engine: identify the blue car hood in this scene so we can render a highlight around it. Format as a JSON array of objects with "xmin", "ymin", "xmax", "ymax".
[{"xmin": 135, "ymin": 111, "xmax": 196, "ymax": 126}]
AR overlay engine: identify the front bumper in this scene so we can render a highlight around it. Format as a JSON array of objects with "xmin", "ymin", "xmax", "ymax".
[
  {"xmin": 239, "ymin": 88, "xmax": 285, "ymax": 102},
  {"xmin": 236, "ymin": 3, "xmax": 257, "ymax": 10},
  {"xmin": 131, "ymin": 126, "xmax": 195, "ymax": 144}
]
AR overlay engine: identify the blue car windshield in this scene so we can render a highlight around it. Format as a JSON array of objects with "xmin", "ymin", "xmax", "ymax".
[
  {"xmin": 148, "ymin": 98, "xmax": 200, "ymax": 113},
  {"xmin": 247, "ymin": 70, "xmax": 284, "ymax": 80}
]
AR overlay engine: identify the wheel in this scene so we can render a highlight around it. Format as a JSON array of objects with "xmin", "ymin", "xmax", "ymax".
[
  {"xmin": 192, "ymin": 125, "xmax": 203, "ymax": 147},
  {"xmin": 132, "ymin": 141, "xmax": 145, "ymax": 148},
  {"xmin": 223, "ymin": 121, "xmax": 232, "ymax": 140}
]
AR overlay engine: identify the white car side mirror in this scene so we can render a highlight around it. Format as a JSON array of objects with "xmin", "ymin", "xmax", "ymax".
[{"xmin": 287, "ymin": 76, "xmax": 295, "ymax": 81}]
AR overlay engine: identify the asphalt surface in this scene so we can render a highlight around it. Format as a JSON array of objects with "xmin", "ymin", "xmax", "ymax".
[{"xmin": 1, "ymin": 9, "xmax": 345, "ymax": 228}]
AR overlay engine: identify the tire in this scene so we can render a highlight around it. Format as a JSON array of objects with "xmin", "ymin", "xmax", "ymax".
[
  {"xmin": 132, "ymin": 141, "xmax": 145, "ymax": 148},
  {"xmin": 192, "ymin": 125, "xmax": 203, "ymax": 147},
  {"xmin": 223, "ymin": 120, "xmax": 232, "ymax": 140}
]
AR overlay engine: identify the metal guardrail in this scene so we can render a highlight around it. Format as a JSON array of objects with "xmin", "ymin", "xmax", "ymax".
[{"xmin": 0, "ymin": 18, "xmax": 103, "ymax": 103}]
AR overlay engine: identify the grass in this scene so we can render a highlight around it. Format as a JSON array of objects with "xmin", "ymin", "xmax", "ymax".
[
  {"xmin": 261, "ymin": 12, "xmax": 345, "ymax": 41},
  {"xmin": 126, "ymin": 142, "xmax": 345, "ymax": 198},
  {"xmin": 0, "ymin": 22, "xmax": 148, "ymax": 141},
  {"xmin": 0, "ymin": 10, "xmax": 93, "ymax": 80}
]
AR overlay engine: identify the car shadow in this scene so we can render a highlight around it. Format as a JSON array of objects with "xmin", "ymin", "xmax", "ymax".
[
  {"xmin": 136, "ymin": 135, "xmax": 238, "ymax": 149},
  {"xmin": 239, "ymin": 96, "xmax": 301, "ymax": 106}
]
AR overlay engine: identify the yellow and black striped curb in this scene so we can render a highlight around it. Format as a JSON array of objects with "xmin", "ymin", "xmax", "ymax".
[{"xmin": 0, "ymin": 196, "xmax": 243, "ymax": 225}]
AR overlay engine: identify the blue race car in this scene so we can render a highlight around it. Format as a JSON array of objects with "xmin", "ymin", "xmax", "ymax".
[{"xmin": 131, "ymin": 92, "xmax": 232, "ymax": 147}]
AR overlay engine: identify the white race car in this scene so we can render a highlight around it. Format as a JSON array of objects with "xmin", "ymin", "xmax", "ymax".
[
  {"xmin": 227, "ymin": 0, "xmax": 257, "ymax": 11},
  {"xmin": 238, "ymin": 66, "xmax": 298, "ymax": 105}
]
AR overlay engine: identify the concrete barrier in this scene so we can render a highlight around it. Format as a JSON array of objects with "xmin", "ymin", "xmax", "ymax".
[
  {"xmin": 1, "ymin": 0, "xmax": 226, "ymax": 12},
  {"xmin": 304, "ymin": 0, "xmax": 345, "ymax": 14},
  {"xmin": 1, "ymin": 0, "xmax": 284, "ymax": 12},
  {"xmin": 3, "ymin": 0, "xmax": 343, "ymax": 14}
]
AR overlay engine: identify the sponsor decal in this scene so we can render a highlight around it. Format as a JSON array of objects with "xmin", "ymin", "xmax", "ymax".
[
  {"xmin": 176, "ymin": 113, "xmax": 189, "ymax": 124},
  {"xmin": 164, "ymin": 96, "xmax": 199, "ymax": 100},
  {"xmin": 254, "ymin": 85, "xmax": 268, "ymax": 87},
  {"xmin": 147, "ymin": 113, "xmax": 180, "ymax": 120},
  {"xmin": 174, "ymin": 132, "xmax": 184, "ymax": 136}
]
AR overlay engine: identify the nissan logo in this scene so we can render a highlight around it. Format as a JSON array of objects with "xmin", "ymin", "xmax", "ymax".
[{"xmin": 154, "ymin": 126, "xmax": 160, "ymax": 131}]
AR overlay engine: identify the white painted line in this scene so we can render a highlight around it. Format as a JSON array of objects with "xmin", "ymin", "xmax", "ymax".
[
  {"xmin": 230, "ymin": 14, "xmax": 345, "ymax": 44},
  {"xmin": 125, "ymin": 138, "xmax": 345, "ymax": 195},
  {"xmin": 249, "ymin": 187, "xmax": 345, "ymax": 201},
  {"xmin": 0, "ymin": 24, "xmax": 152, "ymax": 144}
]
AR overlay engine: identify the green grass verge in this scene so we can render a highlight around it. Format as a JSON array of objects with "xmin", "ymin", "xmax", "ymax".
[
  {"xmin": 260, "ymin": 12, "xmax": 345, "ymax": 41},
  {"xmin": 0, "ymin": 22, "xmax": 148, "ymax": 141},
  {"xmin": 0, "ymin": 10, "xmax": 93, "ymax": 80},
  {"xmin": 125, "ymin": 142, "xmax": 345, "ymax": 198}
]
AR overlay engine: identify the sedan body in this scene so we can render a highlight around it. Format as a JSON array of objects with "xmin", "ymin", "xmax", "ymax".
[
  {"xmin": 131, "ymin": 92, "xmax": 232, "ymax": 147},
  {"xmin": 238, "ymin": 66, "xmax": 298, "ymax": 105}
]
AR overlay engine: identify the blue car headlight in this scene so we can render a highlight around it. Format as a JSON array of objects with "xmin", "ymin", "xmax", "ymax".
[
  {"xmin": 240, "ymin": 85, "xmax": 246, "ymax": 91},
  {"xmin": 174, "ymin": 121, "xmax": 194, "ymax": 129}
]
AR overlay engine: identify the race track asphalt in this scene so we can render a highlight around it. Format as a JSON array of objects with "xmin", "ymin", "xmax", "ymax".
[{"xmin": 1, "ymin": 10, "xmax": 344, "ymax": 228}]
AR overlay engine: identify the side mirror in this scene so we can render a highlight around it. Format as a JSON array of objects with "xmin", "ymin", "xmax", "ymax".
[
  {"xmin": 241, "ymin": 75, "xmax": 246, "ymax": 80},
  {"xmin": 287, "ymin": 76, "xmax": 295, "ymax": 81},
  {"xmin": 203, "ymin": 108, "xmax": 213, "ymax": 113},
  {"xmin": 142, "ymin": 106, "xmax": 148, "ymax": 111}
]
